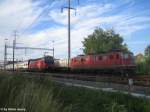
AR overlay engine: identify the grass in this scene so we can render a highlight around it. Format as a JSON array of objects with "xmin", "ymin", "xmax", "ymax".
[
  {"xmin": 0, "ymin": 73, "xmax": 69, "ymax": 112},
  {"xmin": 0, "ymin": 71, "xmax": 150, "ymax": 112}
]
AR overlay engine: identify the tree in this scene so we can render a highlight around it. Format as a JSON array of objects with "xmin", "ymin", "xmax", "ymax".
[
  {"xmin": 145, "ymin": 45, "xmax": 150, "ymax": 58},
  {"xmin": 145, "ymin": 45, "xmax": 150, "ymax": 74},
  {"xmin": 82, "ymin": 28, "xmax": 128, "ymax": 54},
  {"xmin": 144, "ymin": 44, "xmax": 150, "ymax": 71},
  {"xmin": 136, "ymin": 44, "xmax": 150, "ymax": 75}
]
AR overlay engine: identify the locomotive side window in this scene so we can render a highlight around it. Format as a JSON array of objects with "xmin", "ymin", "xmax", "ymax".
[
  {"xmin": 109, "ymin": 55, "xmax": 113, "ymax": 59},
  {"xmin": 116, "ymin": 54, "xmax": 119, "ymax": 59},
  {"xmin": 99, "ymin": 56, "xmax": 102, "ymax": 60}
]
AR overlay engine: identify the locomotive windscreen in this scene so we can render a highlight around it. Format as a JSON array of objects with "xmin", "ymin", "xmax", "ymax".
[{"xmin": 44, "ymin": 56, "xmax": 54, "ymax": 64}]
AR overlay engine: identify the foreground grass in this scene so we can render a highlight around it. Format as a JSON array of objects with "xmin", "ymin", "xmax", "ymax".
[{"xmin": 0, "ymin": 72, "xmax": 150, "ymax": 112}]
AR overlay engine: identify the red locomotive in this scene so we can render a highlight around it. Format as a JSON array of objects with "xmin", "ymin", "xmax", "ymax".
[
  {"xmin": 6, "ymin": 50, "xmax": 136, "ymax": 75},
  {"xmin": 28, "ymin": 56, "xmax": 54, "ymax": 71},
  {"xmin": 70, "ymin": 50, "xmax": 135, "ymax": 74}
]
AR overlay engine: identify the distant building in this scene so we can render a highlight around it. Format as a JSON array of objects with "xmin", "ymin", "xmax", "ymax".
[{"xmin": 135, "ymin": 53, "xmax": 144, "ymax": 63}]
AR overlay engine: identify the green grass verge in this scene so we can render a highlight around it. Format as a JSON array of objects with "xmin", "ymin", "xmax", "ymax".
[{"xmin": 0, "ymin": 72, "xmax": 150, "ymax": 112}]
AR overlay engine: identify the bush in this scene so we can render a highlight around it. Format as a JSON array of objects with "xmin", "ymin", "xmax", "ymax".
[
  {"xmin": 0, "ymin": 72, "xmax": 150, "ymax": 112},
  {"xmin": 136, "ymin": 59, "xmax": 150, "ymax": 75}
]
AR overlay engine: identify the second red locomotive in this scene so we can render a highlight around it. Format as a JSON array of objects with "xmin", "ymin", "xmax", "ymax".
[
  {"xmin": 70, "ymin": 50, "xmax": 135, "ymax": 74},
  {"xmin": 6, "ymin": 50, "xmax": 136, "ymax": 75}
]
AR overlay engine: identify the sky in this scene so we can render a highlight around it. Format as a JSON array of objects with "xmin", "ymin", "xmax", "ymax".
[{"xmin": 0, "ymin": 0, "xmax": 150, "ymax": 61}]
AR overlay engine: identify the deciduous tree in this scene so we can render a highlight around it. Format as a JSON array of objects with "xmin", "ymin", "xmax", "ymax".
[{"xmin": 82, "ymin": 28, "xmax": 128, "ymax": 54}]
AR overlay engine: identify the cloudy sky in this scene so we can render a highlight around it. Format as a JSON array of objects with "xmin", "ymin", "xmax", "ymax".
[{"xmin": 0, "ymin": 0, "xmax": 150, "ymax": 61}]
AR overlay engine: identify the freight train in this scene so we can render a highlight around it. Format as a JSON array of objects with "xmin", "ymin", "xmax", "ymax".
[{"xmin": 5, "ymin": 50, "xmax": 136, "ymax": 75}]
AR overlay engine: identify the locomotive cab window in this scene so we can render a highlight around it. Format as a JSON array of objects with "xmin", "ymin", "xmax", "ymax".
[
  {"xmin": 74, "ymin": 59, "xmax": 77, "ymax": 62},
  {"xmin": 71, "ymin": 59, "xmax": 73, "ymax": 62},
  {"xmin": 109, "ymin": 55, "xmax": 113, "ymax": 59},
  {"xmin": 81, "ymin": 58, "xmax": 85, "ymax": 62},
  {"xmin": 45, "ymin": 56, "xmax": 54, "ymax": 64}
]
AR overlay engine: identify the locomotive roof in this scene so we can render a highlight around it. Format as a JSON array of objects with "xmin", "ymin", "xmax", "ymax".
[
  {"xmin": 87, "ymin": 49, "xmax": 132, "ymax": 55},
  {"xmin": 75, "ymin": 50, "xmax": 133, "ymax": 58},
  {"xmin": 29, "ymin": 56, "xmax": 53, "ymax": 61}
]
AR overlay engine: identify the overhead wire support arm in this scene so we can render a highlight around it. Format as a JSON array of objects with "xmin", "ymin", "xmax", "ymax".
[
  {"xmin": 7, "ymin": 46, "xmax": 53, "ymax": 52},
  {"xmin": 62, "ymin": 6, "xmax": 76, "ymax": 10},
  {"xmin": 12, "ymin": 46, "xmax": 53, "ymax": 51},
  {"xmin": 7, "ymin": 45, "xmax": 54, "ymax": 58}
]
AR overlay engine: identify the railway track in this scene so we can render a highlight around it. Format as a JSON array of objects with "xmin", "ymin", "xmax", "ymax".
[
  {"xmin": 1, "ymin": 71, "xmax": 150, "ymax": 98},
  {"xmin": 5, "ymin": 71, "xmax": 150, "ymax": 87}
]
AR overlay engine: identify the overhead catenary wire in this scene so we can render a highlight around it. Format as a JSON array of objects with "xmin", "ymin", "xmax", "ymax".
[
  {"xmin": 20, "ymin": 0, "xmax": 56, "ymax": 35},
  {"xmin": 5, "ymin": 0, "xmax": 80, "ymax": 69}
]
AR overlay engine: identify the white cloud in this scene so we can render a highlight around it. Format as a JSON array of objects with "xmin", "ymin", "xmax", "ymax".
[
  {"xmin": 0, "ymin": 0, "xmax": 44, "ymax": 61},
  {"xmin": 0, "ymin": 0, "xmax": 43, "ymax": 35},
  {"xmin": 48, "ymin": 3, "xmax": 150, "ymax": 58},
  {"xmin": 49, "ymin": 2, "xmax": 150, "ymax": 38},
  {"xmin": 49, "ymin": 3, "xmax": 114, "ymax": 25},
  {"xmin": 14, "ymin": 3, "xmax": 150, "ymax": 59},
  {"xmin": 0, "ymin": 0, "xmax": 150, "ymax": 61}
]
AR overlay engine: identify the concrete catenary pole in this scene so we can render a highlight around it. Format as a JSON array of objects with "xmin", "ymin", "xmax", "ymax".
[
  {"xmin": 68, "ymin": 0, "xmax": 71, "ymax": 68},
  {"xmin": 4, "ymin": 38, "xmax": 8, "ymax": 70},
  {"xmin": 52, "ymin": 40, "xmax": 55, "ymax": 58},
  {"xmin": 13, "ymin": 31, "xmax": 17, "ymax": 72}
]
